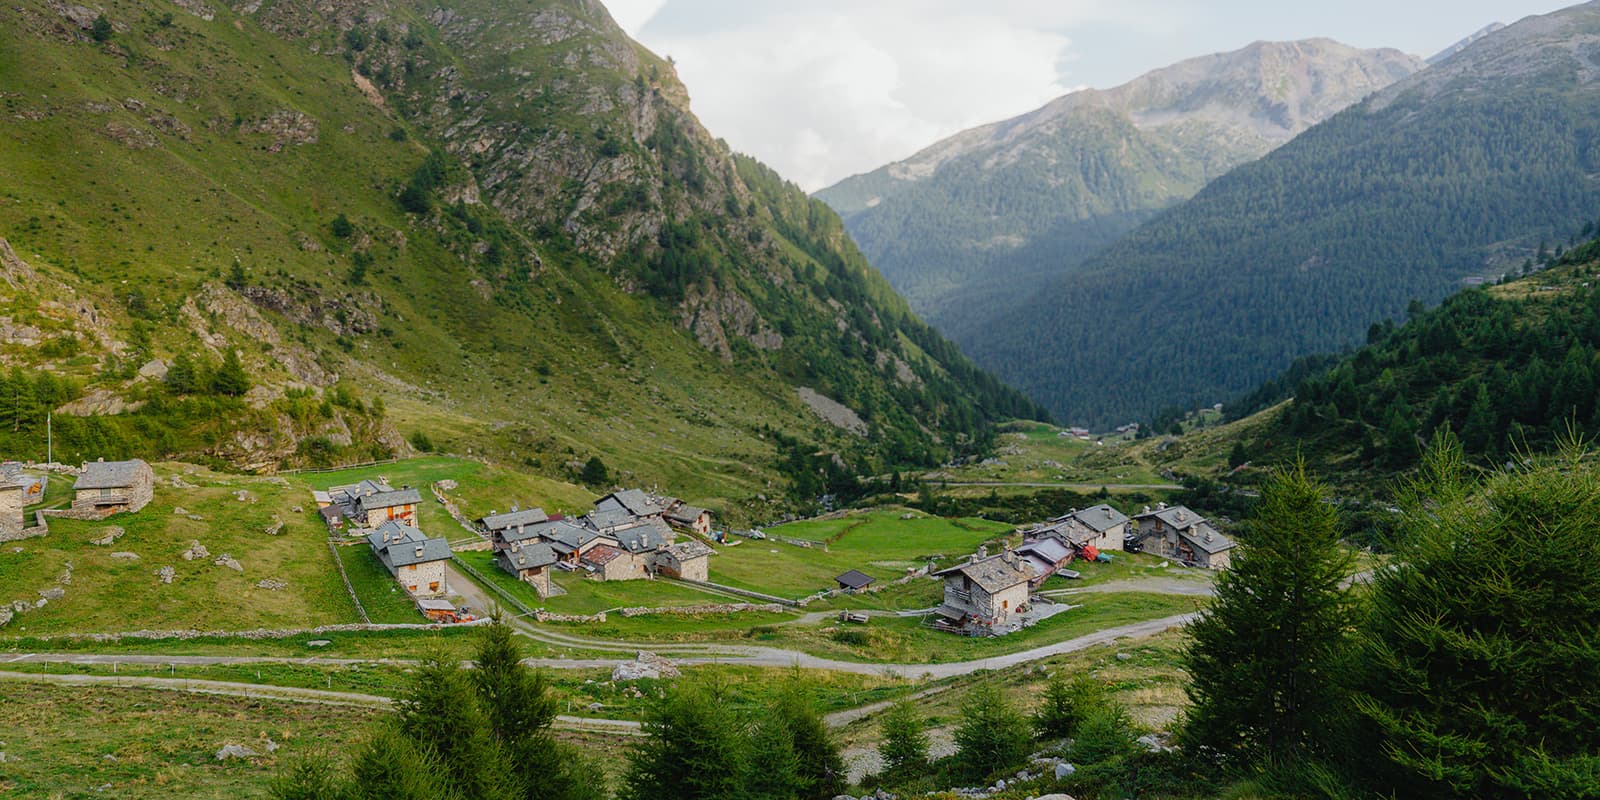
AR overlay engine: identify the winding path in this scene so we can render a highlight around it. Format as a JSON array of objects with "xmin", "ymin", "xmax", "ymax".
[{"xmin": 3, "ymin": 612, "xmax": 1197, "ymax": 679}]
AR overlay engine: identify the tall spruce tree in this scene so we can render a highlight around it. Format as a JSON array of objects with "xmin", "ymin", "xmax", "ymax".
[
  {"xmin": 770, "ymin": 684, "xmax": 845, "ymax": 799},
  {"xmin": 1352, "ymin": 434, "xmax": 1600, "ymax": 798},
  {"xmin": 1181, "ymin": 458, "xmax": 1354, "ymax": 770},
  {"xmin": 952, "ymin": 683, "xmax": 1032, "ymax": 781},
  {"xmin": 623, "ymin": 681, "xmax": 748, "ymax": 800},
  {"xmin": 394, "ymin": 654, "xmax": 516, "ymax": 800},
  {"xmin": 471, "ymin": 622, "xmax": 603, "ymax": 800},
  {"xmin": 878, "ymin": 698, "xmax": 929, "ymax": 780}
]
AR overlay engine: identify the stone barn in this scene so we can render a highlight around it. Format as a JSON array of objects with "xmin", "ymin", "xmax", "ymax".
[{"xmin": 71, "ymin": 459, "xmax": 154, "ymax": 516}]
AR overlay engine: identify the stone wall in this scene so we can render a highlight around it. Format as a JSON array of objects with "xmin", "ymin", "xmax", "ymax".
[{"xmin": 617, "ymin": 602, "xmax": 783, "ymax": 617}]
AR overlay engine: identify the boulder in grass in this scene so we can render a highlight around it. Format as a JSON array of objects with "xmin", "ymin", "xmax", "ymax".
[{"xmin": 214, "ymin": 744, "xmax": 258, "ymax": 760}]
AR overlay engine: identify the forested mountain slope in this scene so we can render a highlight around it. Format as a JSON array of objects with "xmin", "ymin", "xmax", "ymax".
[
  {"xmin": 965, "ymin": 1, "xmax": 1600, "ymax": 427},
  {"xmin": 816, "ymin": 40, "xmax": 1422, "ymax": 346},
  {"xmin": 0, "ymin": 0, "xmax": 1043, "ymax": 503},
  {"xmin": 1227, "ymin": 232, "xmax": 1600, "ymax": 483}
]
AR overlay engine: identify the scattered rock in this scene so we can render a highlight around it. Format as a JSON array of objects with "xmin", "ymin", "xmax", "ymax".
[
  {"xmin": 290, "ymin": 506, "xmax": 304, "ymax": 514},
  {"xmin": 170, "ymin": 476, "xmax": 196, "ymax": 489},
  {"xmin": 256, "ymin": 578, "xmax": 287, "ymax": 591},
  {"xmin": 233, "ymin": 490, "xmax": 256, "ymax": 503},
  {"xmin": 1116, "ymin": 652, "xmax": 1132, "ymax": 661},
  {"xmin": 38, "ymin": 587, "xmax": 65, "ymax": 600},
  {"xmin": 137, "ymin": 359, "xmax": 169, "ymax": 380},
  {"xmin": 173, "ymin": 507, "xmax": 189, "ymax": 515},
  {"xmin": 306, "ymin": 639, "xmax": 331, "ymax": 648},
  {"xmin": 436, "ymin": 479, "xmax": 458, "ymax": 491},
  {"xmin": 611, "ymin": 651, "xmax": 682, "ymax": 682},
  {"xmin": 181, "ymin": 541, "xmax": 210, "ymax": 561},
  {"xmin": 101, "ymin": 753, "xmax": 118, "ymax": 762},
  {"xmin": 90, "ymin": 527, "xmax": 124, "ymax": 546},
  {"xmin": 155, "ymin": 566, "xmax": 176, "ymax": 584},
  {"xmin": 214, "ymin": 744, "xmax": 258, "ymax": 760},
  {"xmin": 213, "ymin": 554, "xmax": 243, "ymax": 572},
  {"xmin": 263, "ymin": 521, "xmax": 284, "ymax": 536},
  {"xmin": 1054, "ymin": 763, "xmax": 1076, "ymax": 780},
  {"xmin": 109, "ymin": 552, "xmax": 140, "ymax": 561}
]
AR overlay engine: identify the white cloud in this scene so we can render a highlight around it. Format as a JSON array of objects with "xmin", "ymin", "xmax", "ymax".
[
  {"xmin": 618, "ymin": 1, "xmax": 1117, "ymax": 190},
  {"xmin": 602, "ymin": 0, "xmax": 667, "ymax": 34}
]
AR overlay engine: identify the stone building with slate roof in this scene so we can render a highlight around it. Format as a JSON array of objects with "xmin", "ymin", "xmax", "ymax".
[
  {"xmin": 354, "ymin": 487, "xmax": 421, "ymax": 528},
  {"xmin": 933, "ymin": 550, "xmax": 1034, "ymax": 631},
  {"xmin": 497, "ymin": 541, "xmax": 559, "ymax": 597},
  {"xmin": 71, "ymin": 459, "xmax": 153, "ymax": 516},
  {"xmin": 1133, "ymin": 504, "xmax": 1235, "ymax": 570},
  {"xmin": 367, "ymin": 520, "xmax": 453, "ymax": 597},
  {"xmin": 655, "ymin": 540, "xmax": 714, "ymax": 581}
]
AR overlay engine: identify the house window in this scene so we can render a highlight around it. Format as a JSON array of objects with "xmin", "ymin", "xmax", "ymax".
[
  {"xmin": 407, "ymin": 564, "xmax": 417, "ymax": 571},
  {"xmin": 100, "ymin": 488, "xmax": 117, "ymax": 498},
  {"xmin": 428, "ymin": 581, "xmax": 440, "ymax": 592},
  {"xmin": 1002, "ymin": 599, "xmax": 1009, "ymax": 611}
]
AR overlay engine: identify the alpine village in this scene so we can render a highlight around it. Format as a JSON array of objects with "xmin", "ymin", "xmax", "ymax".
[{"xmin": 1, "ymin": 1, "xmax": 1598, "ymax": 799}]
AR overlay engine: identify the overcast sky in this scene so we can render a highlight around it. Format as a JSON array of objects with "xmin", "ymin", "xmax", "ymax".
[{"xmin": 604, "ymin": 0, "xmax": 1576, "ymax": 191}]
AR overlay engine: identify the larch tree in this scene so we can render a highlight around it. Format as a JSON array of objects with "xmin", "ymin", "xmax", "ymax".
[{"xmin": 1181, "ymin": 457, "xmax": 1354, "ymax": 771}]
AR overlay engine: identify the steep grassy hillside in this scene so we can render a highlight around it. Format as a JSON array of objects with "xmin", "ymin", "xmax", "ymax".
[
  {"xmin": 817, "ymin": 40, "xmax": 1421, "ymax": 353},
  {"xmin": 963, "ymin": 2, "xmax": 1600, "ymax": 427},
  {"xmin": 0, "ymin": 0, "xmax": 1043, "ymax": 505}
]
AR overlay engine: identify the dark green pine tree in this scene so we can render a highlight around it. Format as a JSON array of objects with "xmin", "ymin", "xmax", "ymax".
[
  {"xmin": 210, "ymin": 349, "xmax": 250, "ymax": 397},
  {"xmin": 471, "ymin": 622, "xmax": 603, "ymax": 800},
  {"xmin": 952, "ymin": 683, "xmax": 1033, "ymax": 781},
  {"xmin": 623, "ymin": 681, "xmax": 748, "ymax": 800},
  {"xmin": 770, "ymin": 684, "xmax": 845, "ymax": 799},
  {"xmin": 1352, "ymin": 433, "xmax": 1600, "ymax": 798},
  {"xmin": 745, "ymin": 711, "xmax": 802, "ymax": 800},
  {"xmin": 1181, "ymin": 459, "xmax": 1354, "ymax": 771},
  {"xmin": 1458, "ymin": 382, "xmax": 1497, "ymax": 457},
  {"xmin": 1031, "ymin": 673, "xmax": 1103, "ymax": 741},
  {"xmin": 877, "ymin": 698, "xmax": 929, "ymax": 780},
  {"xmin": 345, "ymin": 721, "xmax": 453, "ymax": 800},
  {"xmin": 394, "ymin": 654, "xmax": 517, "ymax": 800}
]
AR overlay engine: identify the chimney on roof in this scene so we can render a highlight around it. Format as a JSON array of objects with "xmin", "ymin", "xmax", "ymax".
[
  {"xmin": 977, "ymin": 544, "xmax": 988, "ymax": 561},
  {"xmin": 1156, "ymin": 502, "xmax": 1167, "ymax": 511},
  {"xmin": 1176, "ymin": 511, "xmax": 1187, "ymax": 522},
  {"xmin": 97, "ymin": 457, "xmax": 105, "ymax": 462},
  {"xmin": 1105, "ymin": 507, "xmax": 1113, "ymax": 519},
  {"xmin": 1205, "ymin": 531, "xmax": 1213, "ymax": 543},
  {"xmin": 1143, "ymin": 505, "xmax": 1151, "ymax": 514},
  {"xmin": 415, "ymin": 545, "xmax": 424, "ymax": 558}
]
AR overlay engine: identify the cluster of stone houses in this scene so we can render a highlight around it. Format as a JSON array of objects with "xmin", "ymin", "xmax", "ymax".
[
  {"xmin": 929, "ymin": 501, "xmax": 1234, "ymax": 636},
  {"xmin": 483, "ymin": 489, "xmax": 714, "ymax": 599},
  {"xmin": 313, "ymin": 479, "xmax": 454, "ymax": 599}
]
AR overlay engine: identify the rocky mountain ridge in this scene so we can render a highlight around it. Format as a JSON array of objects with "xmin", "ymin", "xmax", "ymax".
[{"xmin": 815, "ymin": 39, "xmax": 1422, "ymax": 340}]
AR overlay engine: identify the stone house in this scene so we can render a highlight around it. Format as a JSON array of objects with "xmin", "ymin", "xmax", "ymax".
[
  {"xmin": 655, "ymin": 540, "xmax": 714, "ymax": 581},
  {"xmin": 581, "ymin": 544, "xmax": 638, "ymax": 581},
  {"xmin": 594, "ymin": 488, "xmax": 664, "ymax": 520},
  {"xmin": 480, "ymin": 507, "xmax": 549, "ymax": 545},
  {"xmin": 71, "ymin": 459, "xmax": 154, "ymax": 516},
  {"xmin": 933, "ymin": 551, "xmax": 1034, "ymax": 631},
  {"xmin": 0, "ymin": 483, "xmax": 23, "ymax": 538},
  {"xmin": 1015, "ymin": 537, "xmax": 1074, "ymax": 586},
  {"xmin": 664, "ymin": 503, "xmax": 712, "ymax": 536},
  {"xmin": 1061, "ymin": 504, "xmax": 1130, "ymax": 552},
  {"xmin": 497, "ymin": 541, "xmax": 558, "ymax": 598},
  {"xmin": 355, "ymin": 487, "xmax": 421, "ymax": 528},
  {"xmin": 1133, "ymin": 504, "xmax": 1235, "ymax": 570},
  {"xmin": 366, "ymin": 520, "xmax": 452, "ymax": 597}
]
